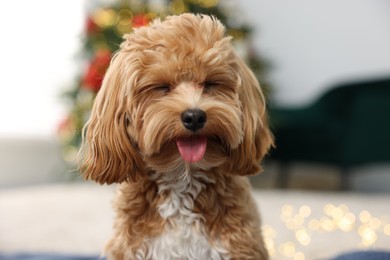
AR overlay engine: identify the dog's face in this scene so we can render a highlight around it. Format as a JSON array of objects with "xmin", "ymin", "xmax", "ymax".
[{"xmin": 80, "ymin": 14, "xmax": 273, "ymax": 183}]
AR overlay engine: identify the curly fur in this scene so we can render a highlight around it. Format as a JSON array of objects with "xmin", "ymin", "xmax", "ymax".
[{"xmin": 80, "ymin": 13, "xmax": 273, "ymax": 260}]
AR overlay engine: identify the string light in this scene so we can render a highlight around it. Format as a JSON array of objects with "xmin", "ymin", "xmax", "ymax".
[
  {"xmin": 262, "ymin": 225, "xmax": 277, "ymax": 258},
  {"xmin": 279, "ymin": 242, "xmax": 296, "ymax": 258},
  {"xmin": 197, "ymin": 0, "xmax": 220, "ymax": 8},
  {"xmin": 169, "ymin": 0, "xmax": 187, "ymax": 14},
  {"xmin": 295, "ymin": 228, "xmax": 311, "ymax": 246},
  {"xmin": 359, "ymin": 210, "xmax": 372, "ymax": 223},
  {"xmin": 384, "ymin": 224, "xmax": 390, "ymax": 236},
  {"xmin": 299, "ymin": 205, "xmax": 311, "ymax": 218},
  {"xmin": 338, "ymin": 212, "xmax": 355, "ymax": 232},
  {"xmin": 262, "ymin": 203, "xmax": 390, "ymax": 259},
  {"xmin": 293, "ymin": 252, "xmax": 305, "ymax": 260},
  {"xmin": 116, "ymin": 9, "xmax": 134, "ymax": 35},
  {"xmin": 92, "ymin": 8, "xmax": 118, "ymax": 28},
  {"xmin": 359, "ymin": 225, "xmax": 377, "ymax": 246}
]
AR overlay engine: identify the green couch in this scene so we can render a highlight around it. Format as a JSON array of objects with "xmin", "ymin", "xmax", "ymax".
[{"xmin": 269, "ymin": 77, "xmax": 390, "ymax": 189}]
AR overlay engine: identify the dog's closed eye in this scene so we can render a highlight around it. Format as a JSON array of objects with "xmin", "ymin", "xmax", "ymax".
[
  {"xmin": 203, "ymin": 81, "xmax": 220, "ymax": 93},
  {"xmin": 203, "ymin": 81, "xmax": 219, "ymax": 88},
  {"xmin": 152, "ymin": 84, "xmax": 171, "ymax": 94}
]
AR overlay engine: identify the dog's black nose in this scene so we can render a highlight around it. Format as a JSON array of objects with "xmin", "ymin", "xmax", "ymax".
[{"xmin": 181, "ymin": 109, "xmax": 206, "ymax": 132}]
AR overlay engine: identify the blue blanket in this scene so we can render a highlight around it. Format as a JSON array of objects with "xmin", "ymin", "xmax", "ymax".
[
  {"xmin": 0, "ymin": 253, "xmax": 104, "ymax": 260},
  {"xmin": 1, "ymin": 251, "xmax": 390, "ymax": 260}
]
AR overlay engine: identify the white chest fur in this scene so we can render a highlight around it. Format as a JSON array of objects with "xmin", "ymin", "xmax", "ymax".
[{"xmin": 136, "ymin": 170, "xmax": 230, "ymax": 260}]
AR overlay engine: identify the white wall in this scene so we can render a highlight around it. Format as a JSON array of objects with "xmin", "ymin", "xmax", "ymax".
[
  {"xmin": 240, "ymin": 0, "xmax": 390, "ymax": 106},
  {"xmin": 0, "ymin": 0, "xmax": 84, "ymax": 137}
]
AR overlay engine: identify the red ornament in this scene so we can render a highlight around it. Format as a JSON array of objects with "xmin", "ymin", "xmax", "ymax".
[
  {"xmin": 85, "ymin": 16, "xmax": 99, "ymax": 34},
  {"xmin": 132, "ymin": 14, "xmax": 149, "ymax": 28},
  {"xmin": 82, "ymin": 50, "xmax": 112, "ymax": 92}
]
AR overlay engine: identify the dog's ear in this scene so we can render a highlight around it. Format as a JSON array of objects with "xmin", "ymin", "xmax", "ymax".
[
  {"xmin": 225, "ymin": 57, "xmax": 274, "ymax": 176},
  {"xmin": 79, "ymin": 52, "xmax": 144, "ymax": 184}
]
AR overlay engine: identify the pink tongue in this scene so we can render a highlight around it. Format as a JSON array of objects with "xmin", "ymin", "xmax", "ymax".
[{"xmin": 176, "ymin": 136, "xmax": 207, "ymax": 163}]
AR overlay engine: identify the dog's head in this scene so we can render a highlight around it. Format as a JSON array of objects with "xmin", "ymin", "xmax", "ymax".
[{"xmin": 80, "ymin": 14, "xmax": 273, "ymax": 184}]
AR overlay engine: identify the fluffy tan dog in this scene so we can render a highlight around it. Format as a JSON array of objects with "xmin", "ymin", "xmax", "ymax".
[{"xmin": 80, "ymin": 13, "xmax": 273, "ymax": 260}]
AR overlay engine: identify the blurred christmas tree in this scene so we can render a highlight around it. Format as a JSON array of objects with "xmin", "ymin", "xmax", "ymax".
[{"xmin": 59, "ymin": 0, "xmax": 271, "ymax": 166}]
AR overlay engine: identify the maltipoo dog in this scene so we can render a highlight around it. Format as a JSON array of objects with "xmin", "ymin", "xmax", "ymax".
[{"xmin": 80, "ymin": 13, "xmax": 273, "ymax": 260}]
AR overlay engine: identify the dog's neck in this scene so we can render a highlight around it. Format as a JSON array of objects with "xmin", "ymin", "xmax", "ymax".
[
  {"xmin": 149, "ymin": 166, "xmax": 215, "ymax": 219},
  {"xmin": 141, "ymin": 166, "xmax": 229, "ymax": 259}
]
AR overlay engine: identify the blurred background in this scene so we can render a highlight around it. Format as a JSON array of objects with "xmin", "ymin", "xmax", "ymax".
[
  {"xmin": 1, "ymin": 0, "xmax": 389, "ymax": 191},
  {"xmin": 0, "ymin": 0, "xmax": 390, "ymax": 259}
]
